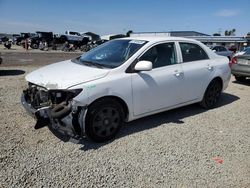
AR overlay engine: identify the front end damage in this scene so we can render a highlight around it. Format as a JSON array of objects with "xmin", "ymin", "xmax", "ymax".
[{"xmin": 21, "ymin": 82, "xmax": 86, "ymax": 137}]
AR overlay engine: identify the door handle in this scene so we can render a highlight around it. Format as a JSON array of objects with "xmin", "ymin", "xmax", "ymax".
[
  {"xmin": 206, "ymin": 64, "xmax": 213, "ymax": 70},
  {"xmin": 174, "ymin": 70, "xmax": 183, "ymax": 77}
]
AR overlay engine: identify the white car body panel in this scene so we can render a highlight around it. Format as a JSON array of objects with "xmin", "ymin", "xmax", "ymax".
[
  {"xmin": 24, "ymin": 37, "xmax": 231, "ymax": 124},
  {"xmin": 131, "ymin": 64, "xmax": 183, "ymax": 116},
  {"xmin": 25, "ymin": 60, "xmax": 110, "ymax": 89},
  {"xmin": 179, "ymin": 59, "xmax": 212, "ymax": 102}
]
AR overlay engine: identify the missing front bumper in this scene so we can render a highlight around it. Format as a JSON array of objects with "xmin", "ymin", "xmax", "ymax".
[
  {"xmin": 21, "ymin": 94, "xmax": 50, "ymax": 119},
  {"xmin": 21, "ymin": 93, "xmax": 87, "ymax": 137}
]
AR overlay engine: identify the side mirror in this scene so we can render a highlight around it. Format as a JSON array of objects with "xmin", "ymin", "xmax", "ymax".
[
  {"xmin": 134, "ymin": 60, "xmax": 152, "ymax": 71},
  {"xmin": 212, "ymin": 49, "xmax": 216, "ymax": 52}
]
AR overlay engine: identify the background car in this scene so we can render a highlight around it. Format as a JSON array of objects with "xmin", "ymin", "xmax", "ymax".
[
  {"xmin": 30, "ymin": 31, "xmax": 54, "ymax": 49},
  {"xmin": 0, "ymin": 36, "xmax": 9, "ymax": 44},
  {"xmin": 12, "ymin": 34, "xmax": 21, "ymax": 44},
  {"xmin": 212, "ymin": 46, "xmax": 233, "ymax": 60},
  {"xmin": 15, "ymin": 33, "xmax": 36, "ymax": 46},
  {"xmin": 231, "ymin": 49, "xmax": 250, "ymax": 81},
  {"xmin": 234, "ymin": 47, "xmax": 250, "ymax": 57}
]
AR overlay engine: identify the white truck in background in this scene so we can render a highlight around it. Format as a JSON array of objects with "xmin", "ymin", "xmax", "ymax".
[{"xmin": 59, "ymin": 31, "xmax": 91, "ymax": 44}]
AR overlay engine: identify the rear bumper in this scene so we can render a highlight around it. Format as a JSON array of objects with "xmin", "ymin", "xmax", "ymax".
[{"xmin": 231, "ymin": 64, "xmax": 250, "ymax": 77}]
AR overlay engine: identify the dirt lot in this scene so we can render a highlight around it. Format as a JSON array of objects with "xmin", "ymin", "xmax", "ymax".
[{"xmin": 0, "ymin": 50, "xmax": 250, "ymax": 187}]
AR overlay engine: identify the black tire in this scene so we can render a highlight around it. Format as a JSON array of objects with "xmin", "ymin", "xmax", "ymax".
[
  {"xmin": 235, "ymin": 76, "xmax": 246, "ymax": 82},
  {"xmin": 85, "ymin": 98, "xmax": 125, "ymax": 142},
  {"xmin": 60, "ymin": 36, "xmax": 68, "ymax": 43},
  {"xmin": 31, "ymin": 43, "xmax": 38, "ymax": 49},
  {"xmin": 200, "ymin": 80, "xmax": 222, "ymax": 109}
]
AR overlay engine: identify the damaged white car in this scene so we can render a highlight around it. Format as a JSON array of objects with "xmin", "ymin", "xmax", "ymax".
[{"xmin": 22, "ymin": 37, "xmax": 231, "ymax": 142}]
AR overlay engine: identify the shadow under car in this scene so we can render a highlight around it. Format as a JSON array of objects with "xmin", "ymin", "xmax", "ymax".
[{"xmin": 33, "ymin": 92, "xmax": 239, "ymax": 150}]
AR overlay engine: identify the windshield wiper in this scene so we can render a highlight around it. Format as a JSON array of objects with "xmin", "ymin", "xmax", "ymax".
[
  {"xmin": 82, "ymin": 61, "xmax": 104, "ymax": 69},
  {"xmin": 98, "ymin": 63, "xmax": 116, "ymax": 68}
]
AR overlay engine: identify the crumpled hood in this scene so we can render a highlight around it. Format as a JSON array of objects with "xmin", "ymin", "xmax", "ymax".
[{"xmin": 25, "ymin": 60, "xmax": 110, "ymax": 89}]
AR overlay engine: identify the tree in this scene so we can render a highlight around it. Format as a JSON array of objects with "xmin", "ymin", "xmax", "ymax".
[
  {"xmin": 231, "ymin": 29, "xmax": 236, "ymax": 36},
  {"xmin": 224, "ymin": 30, "xmax": 229, "ymax": 36},
  {"xmin": 224, "ymin": 29, "xmax": 236, "ymax": 36}
]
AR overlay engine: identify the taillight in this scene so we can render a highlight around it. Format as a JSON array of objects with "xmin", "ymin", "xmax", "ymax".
[{"xmin": 229, "ymin": 57, "xmax": 237, "ymax": 68}]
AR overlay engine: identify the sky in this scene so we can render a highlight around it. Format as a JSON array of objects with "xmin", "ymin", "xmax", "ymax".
[{"xmin": 0, "ymin": 0, "xmax": 249, "ymax": 36}]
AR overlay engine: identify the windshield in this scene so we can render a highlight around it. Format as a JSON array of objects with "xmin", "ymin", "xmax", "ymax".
[{"xmin": 79, "ymin": 39, "xmax": 147, "ymax": 68}]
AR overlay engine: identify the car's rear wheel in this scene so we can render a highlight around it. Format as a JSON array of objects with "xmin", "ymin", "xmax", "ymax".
[
  {"xmin": 85, "ymin": 98, "xmax": 124, "ymax": 142},
  {"xmin": 235, "ymin": 76, "xmax": 246, "ymax": 82},
  {"xmin": 200, "ymin": 80, "xmax": 222, "ymax": 109}
]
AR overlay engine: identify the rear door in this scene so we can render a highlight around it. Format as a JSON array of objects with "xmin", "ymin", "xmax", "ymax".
[{"xmin": 178, "ymin": 42, "xmax": 213, "ymax": 102}]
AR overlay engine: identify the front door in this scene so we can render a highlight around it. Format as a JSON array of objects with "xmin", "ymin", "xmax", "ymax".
[{"xmin": 131, "ymin": 42, "xmax": 184, "ymax": 116}]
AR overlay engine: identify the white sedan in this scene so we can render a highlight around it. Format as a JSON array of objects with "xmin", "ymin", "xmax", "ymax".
[{"xmin": 22, "ymin": 37, "xmax": 231, "ymax": 142}]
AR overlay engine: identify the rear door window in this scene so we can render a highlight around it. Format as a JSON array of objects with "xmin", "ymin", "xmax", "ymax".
[{"xmin": 180, "ymin": 42, "xmax": 209, "ymax": 62}]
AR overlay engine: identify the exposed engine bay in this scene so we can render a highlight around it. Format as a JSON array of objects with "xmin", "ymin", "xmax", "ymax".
[{"xmin": 22, "ymin": 82, "xmax": 85, "ymax": 136}]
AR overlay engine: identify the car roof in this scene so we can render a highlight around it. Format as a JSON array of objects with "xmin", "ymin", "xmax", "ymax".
[{"xmin": 119, "ymin": 36, "xmax": 199, "ymax": 43}]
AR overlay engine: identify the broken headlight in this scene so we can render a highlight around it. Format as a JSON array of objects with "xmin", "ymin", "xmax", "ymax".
[
  {"xmin": 49, "ymin": 89, "xmax": 82, "ymax": 105},
  {"xmin": 23, "ymin": 82, "xmax": 82, "ymax": 109},
  {"xmin": 23, "ymin": 83, "xmax": 50, "ymax": 109}
]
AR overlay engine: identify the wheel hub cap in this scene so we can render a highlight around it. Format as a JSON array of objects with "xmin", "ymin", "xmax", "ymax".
[{"xmin": 103, "ymin": 118, "xmax": 110, "ymax": 126}]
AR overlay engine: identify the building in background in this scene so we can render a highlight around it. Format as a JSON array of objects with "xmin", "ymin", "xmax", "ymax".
[{"xmin": 131, "ymin": 31, "xmax": 248, "ymax": 51}]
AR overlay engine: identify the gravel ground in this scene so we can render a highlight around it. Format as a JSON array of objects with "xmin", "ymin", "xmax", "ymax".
[{"xmin": 0, "ymin": 51, "xmax": 250, "ymax": 187}]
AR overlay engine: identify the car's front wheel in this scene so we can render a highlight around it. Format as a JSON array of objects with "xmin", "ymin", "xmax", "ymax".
[
  {"xmin": 85, "ymin": 98, "xmax": 124, "ymax": 142},
  {"xmin": 200, "ymin": 79, "xmax": 222, "ymax": 109}
]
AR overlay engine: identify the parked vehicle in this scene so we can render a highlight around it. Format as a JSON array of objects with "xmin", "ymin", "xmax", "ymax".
[
  {"xmin": 234, "ymin": 47, "xmax": 250, "ymax": 57},
  {"xmin": 12, "ymin": 34, "xmax": 21, "ymax": 44},
  {"xmin": 0, "ymin": 36, "xmax": 9, "ymax": 43},
  {"xmin": 30, "ymin": 31, "xmax": 54, "ymax": 49},
  {"xmin": 230, "ymin": 49, "xmax": 250, "ymax": 81},
  {"xmin": 59, "ymin": 30, "xmax": 90, "ymax": 44},
  {"xmin": 21, "ymin": 37, "xmax": 231, "ymax": 142},
  {"xmin": 81, "ymin": 32, "xmax": 100, "ymax": 41},
  {"xmin": 212, "ymin": 46, "xmax": 233, "ymax": 60},
  {"xmin": 16, "ymin": 33, "xmax": 36, "ymax": 46},
  {"xmin": 16, "ymin": 33, "xmax": 28, "ymax": 45}
]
